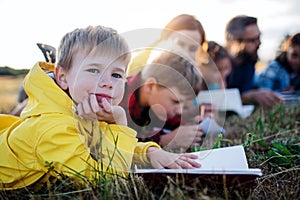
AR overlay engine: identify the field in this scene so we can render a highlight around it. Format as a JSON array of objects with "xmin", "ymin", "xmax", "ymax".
[
  {"xmin": 0, "ymin": 75, "xmax": 25, "ymax": 114},
  {"xmin": 0, "ymin": 75, "xmax": 299, "ymax": 199}
]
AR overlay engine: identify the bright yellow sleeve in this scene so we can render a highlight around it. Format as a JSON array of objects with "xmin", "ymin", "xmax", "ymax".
[
  {"xmin": 0, "ymin": 116, "xmax": 139, "ymax": 189},
  {"xmin": 98, "ymin": 123, "xmax": 138, "ymax": 176},
  {"xmin": 134, "ymin": 141, "xmax": 161, "ymax": 165},
  {"xmin": 36, "ymin": 120, "xmax": 139, "ymax": 179},
  {"xmin": 32, "ymin": 118, "xmax": 100, "ymax": 179}
]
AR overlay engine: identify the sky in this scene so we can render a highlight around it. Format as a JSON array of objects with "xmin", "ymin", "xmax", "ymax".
[{"xmin": 0, "ymin": 0, "xmax": 300, "ymax": 69}]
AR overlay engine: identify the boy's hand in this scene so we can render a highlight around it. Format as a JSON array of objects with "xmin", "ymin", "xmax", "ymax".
[
  {"xmin": 97, "ymin": 100, "xmax": 127, "ymax": 125},
  {"xmin": 182, "ymin": 102, "xmax": 218, "ymax": 123},
  {"xmin": 160, "ymin": 124, "xmax": 203, "ymax": 149},
  {"xmin": 77, "ymin": 94, "xmax": 127, "ymax": 125},
  {"xmin": 147, "ymin": 147, "xmax": 201, "ymax": 169}
]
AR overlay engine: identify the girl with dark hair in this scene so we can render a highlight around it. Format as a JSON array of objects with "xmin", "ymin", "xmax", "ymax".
[{"xmin": 257, "ymin": 33, "xmax": 300, "ymax": 92}]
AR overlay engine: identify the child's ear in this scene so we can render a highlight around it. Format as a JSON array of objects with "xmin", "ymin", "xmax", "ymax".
[
  {"xmin": 55, "ymin": 65, "xmax": 68, "ymax": 90},
  {"xmin": 144, "ymin": 77, "xmax": 158, "ymax": 93}
]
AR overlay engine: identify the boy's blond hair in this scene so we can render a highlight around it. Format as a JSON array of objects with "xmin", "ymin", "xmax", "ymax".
[
  {"xmin": 57, "ymin": 25, "xmax": 130, "ymax": 71},
  {"xmin": 142, "ymin": 51, "xmax": 202, "ymax": 98}
]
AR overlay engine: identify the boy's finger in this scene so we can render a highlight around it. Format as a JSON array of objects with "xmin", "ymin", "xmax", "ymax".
[
  {"xmin": 90, "ymin": 94, "xmax": 100, "ymax": 113},
  {"xmin": 176, "ymin": 158, "xmax": 194, "ymax": 169},
  {"xmin": 186, "ymin": 159, "xmax": 201, "ymax": 168},
  {"xmin": 82, "ymin": 97, "xmax": 92, "ymax": 114},
  {"xmin": 167, "ymin": 161, "xmax": 181, "ymax": 169},
  {"xmin": 77, "ymin": 103, "xmax": 92, "ymax": 120},
  {"xmin": 151, "ymin": 161, "xmax": 164, "ymax": 169},
  {"xmin": 182, "ymin": 153, "xmax": 198, "ymax": 159},
  {"xmin": 180, "ymin": 155, "xmax": 201, "ymax": 168},
  {"xmin": 102, "ymin": 98, "xmax": 112, "ymax": 113}
]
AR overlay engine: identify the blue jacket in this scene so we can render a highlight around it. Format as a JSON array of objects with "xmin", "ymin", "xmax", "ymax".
[{"xmin": 256, "ymin": 60, "xmax": 290, "ymax": 92}]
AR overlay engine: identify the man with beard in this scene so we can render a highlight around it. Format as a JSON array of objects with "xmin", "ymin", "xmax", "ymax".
[{"xmin": 225, "ymin": 15, "xmax": 282, "ymax": 109}]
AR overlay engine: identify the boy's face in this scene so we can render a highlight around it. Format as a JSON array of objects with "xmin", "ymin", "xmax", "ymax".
[
  {"xmin": 57, "ymin": 51, "xmax": 127, "ymax": 107},
  {"xmin": 148, "ymin": 85, "xmax": 189, "ymax": 120}
]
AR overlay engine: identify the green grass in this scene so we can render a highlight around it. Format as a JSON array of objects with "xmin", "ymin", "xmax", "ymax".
[
  {"xmin": 1, "ymin": 76, "xmax": 299, "ymax": 199},
  {"xmin": 223, "ymin": 104, "xmax": 300, "ymax": 199}
]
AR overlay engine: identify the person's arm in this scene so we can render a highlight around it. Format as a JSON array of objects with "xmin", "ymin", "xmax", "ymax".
[
  {"xmin": 241, "ymin": 89, "xmax": 283, "ymax": 109},
  {"xmin": 10, "ymin": 99, "xmax": 28, "ymax": 116},
  {"xmin": 159, "ymin": 125, "xmax": 203, "ymax": 149},
  {"xmin": 256, "ymin": 72, "xmax": 275, "ymax": 90},
  {"xmin": 256, "ymin": 62, "xmax": 281, "ymax": 91}
]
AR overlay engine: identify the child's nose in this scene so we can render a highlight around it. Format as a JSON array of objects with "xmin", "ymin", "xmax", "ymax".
[
  {"xmin": 98, "ymin": 76, "xmax": 113, "ymax": 89},
  {"xmin": 175, "ymin": 105, "xmax": 182, "ymax": 115}
]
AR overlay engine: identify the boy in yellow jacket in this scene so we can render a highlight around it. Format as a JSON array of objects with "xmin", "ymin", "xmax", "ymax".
[{"xmin": 0, "ymin": 25, "xmax": 200, "ymax": 190}]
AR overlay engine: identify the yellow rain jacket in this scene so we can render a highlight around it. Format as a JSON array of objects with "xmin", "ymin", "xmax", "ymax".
[{"xmin": 0, "ymin": 62, "xmax": 160, "ymax": 190}]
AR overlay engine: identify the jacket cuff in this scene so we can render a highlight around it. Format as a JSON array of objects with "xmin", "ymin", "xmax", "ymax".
[{"xmin": 135, "ymin": 142, "xmax": 161, "ymax": 165}]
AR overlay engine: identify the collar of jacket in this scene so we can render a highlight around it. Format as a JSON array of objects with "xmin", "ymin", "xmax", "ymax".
[{"xmin": 20, "ymin": 62, "xmax": 74, "ymax": 118}]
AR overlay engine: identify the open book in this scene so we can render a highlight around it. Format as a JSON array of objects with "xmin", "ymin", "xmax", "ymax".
[
  {"xmin": 134, "ymin": 145, "xmax": 262, "ymax": 187},
  {"xmin": 196, "ymin": 88, "xmax": 255, "ymax": 118},
  {"xmin": 278, "ymin": 91, "xmax": 300, "ymax": 107},
  {"xmin": 135, "ymin": 145, "xmax": 261, "ymax": 175}
]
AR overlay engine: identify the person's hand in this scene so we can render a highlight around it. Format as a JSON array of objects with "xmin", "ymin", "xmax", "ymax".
[
  {"xmin": 96, "ymin": 99, "xmax": 127, "ymax": 126},
  {"xmin": 159, "ymin": 124, "xmax": 203, "ymax": 149},
  {"xmin": 77, "ymin": 94, "xmax": 127, "ymax": 125},
  {"xmin": 283, "ymin": 86, "xmax": 294, "ymax": 92},
  {"xmin": 242, "ymin": 89, "xmax": 283, "ymax": 109},
  {"xmin": 199, "ymin": 103, "xmax": 218, "ymax": 119},
  {"xmin": 10, "ymin": 98, "xmax": 28, "ymax": 116},
  {"xmin": 182, "ymin": 101, "xmax": 218, "ymax": 122},
  {"xmin": 147, "ymin": 147, "xmax": 201, "ymax": 169}
]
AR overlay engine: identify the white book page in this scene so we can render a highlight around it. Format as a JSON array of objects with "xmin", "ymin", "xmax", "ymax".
[
  {"xmin": 196, "ymin": 89, "xmax": 254, "ymax": 118},
  {"xmin": 135, "ymin": 146, "xmax": 262, "ymax": 176},
  {"xmin": 190, "ymin": 145, "xmax": 248, "ymax": 170}
]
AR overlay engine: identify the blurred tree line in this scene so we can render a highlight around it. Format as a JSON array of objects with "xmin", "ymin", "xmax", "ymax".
[{"xmin": 0, "ymin": 66, "xmax": 29, "ymax": 76}]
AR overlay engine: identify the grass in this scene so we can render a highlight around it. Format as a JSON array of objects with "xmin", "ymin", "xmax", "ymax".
[
  {"xmin": 0, "ymin": 75, "xmax": 299, "ymax": 199},
  {"xmin": 223, "ymin": 105, "xmax": 300, "ymax": 199}
]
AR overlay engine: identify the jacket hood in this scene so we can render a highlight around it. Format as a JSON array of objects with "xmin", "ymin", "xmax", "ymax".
[{"xmin": 21, "ymin": 62, "xmax": 74, "ymax": 118}]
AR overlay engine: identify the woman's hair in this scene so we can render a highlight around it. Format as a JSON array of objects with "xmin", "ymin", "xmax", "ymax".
[
  {"xmin": 142, "ymin": 51, "xmax": 202, "ymax": 98},
  {"xmin": 206, "ymin": 41, "xmax": 230, "ymax": 63},
  {"xmin": 279, "ymin": 33, "xmax": 300, "ymax": 52},
  {"xmin": 276, "ymin": 33, "xmax": 300, "ymax": 73},
  {"xmin": 160, "ymin": 14, "xmax": 206, "ymax": 46},
  {"xmin": 196, "ymin": 41, "xmax": 229, "ymax": 67},
  {"xmin": 57, "ymin": 25, "xmax": 130, "ymax": 71}
]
